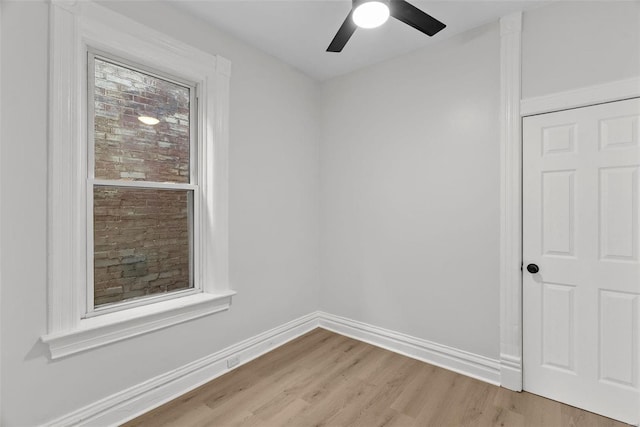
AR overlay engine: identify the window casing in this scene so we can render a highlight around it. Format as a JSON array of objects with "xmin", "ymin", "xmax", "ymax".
[{"xmin": 43, "ymin": 1, "xmax": 233, "ymax": 359}]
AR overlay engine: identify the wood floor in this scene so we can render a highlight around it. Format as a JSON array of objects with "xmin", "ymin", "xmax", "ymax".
[{"xmin": 125, "ymin": 328, "xmax": 628, "ymax": 427}]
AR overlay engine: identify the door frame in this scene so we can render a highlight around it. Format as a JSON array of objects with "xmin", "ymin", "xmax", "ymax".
[{"xmin": 498, "ymin": 11, "xmax": 640, "ymax": 392}]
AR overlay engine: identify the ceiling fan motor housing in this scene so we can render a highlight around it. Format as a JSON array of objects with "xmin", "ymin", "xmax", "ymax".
[
  {"xmin": 327, "ymin": 0, "xmax": 446, "ymax": 52},
  {"xmin": 352, "ymin": 0, "xmax": 390, "ymax": 7}
]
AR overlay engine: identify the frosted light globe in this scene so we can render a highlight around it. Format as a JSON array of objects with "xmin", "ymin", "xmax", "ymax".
[{"xmin": 352, "ymin": 1, "xmax": 390, "ymax": 29}]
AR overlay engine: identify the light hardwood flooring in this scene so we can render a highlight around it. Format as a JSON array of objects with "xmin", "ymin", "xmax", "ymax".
[{"xmin": 125, "ymin": 328, "xmax": 628, "ymax": 427}]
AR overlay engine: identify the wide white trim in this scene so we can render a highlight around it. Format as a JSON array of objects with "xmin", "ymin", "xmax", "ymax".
[
  {"xmin": 44, "ymin": 311, "xmax": 504, "ymax": 426},
  {"xmin": 46, "ymin": 1, "xmax": 232, "ymax": 357},
  {"xmin": 45, "ymin": 312, "xmax": 321, "ymax": 427},
  {"xmin": 41, "ymin": 291, "xmax": 236, "ymax": 359},
  {"xmin": 499, "ymin": 11, "xmax": 523, "ymax": 391},
  {"xmin": 521, "ymin": 77, "xmax": 640, "ymax": 116},
  {"xmin": 0, "ymin": 0, "xmax": 4, "ymax": 422},
  {"xmin": 318, "ymin": 312, "xmax": 501, "ymax": 386},
  {"xmin": 49, "ymin": 0, "xmax": 82, "ymax": 335}
]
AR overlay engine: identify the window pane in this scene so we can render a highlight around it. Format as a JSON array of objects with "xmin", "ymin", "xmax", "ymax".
[
  {"xmin": 93, "ymin": 57, "xmax": 191, "ymax": 183},
  {"xmin": 94, "ymin": 186, "xmax": 192, "ymax": 307}
]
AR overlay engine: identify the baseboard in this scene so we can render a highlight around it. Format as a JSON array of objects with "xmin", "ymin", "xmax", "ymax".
[
  {"xmin": 46, "ymin": 311, "xmax": 502, "ymax": 426},
  {"xmin": 45, "ymin": 312, "xmax": 320, "ymax": 427},
  {"xmin": 317, "ymin": 312, "xmax": 501, "ymax": 386}
]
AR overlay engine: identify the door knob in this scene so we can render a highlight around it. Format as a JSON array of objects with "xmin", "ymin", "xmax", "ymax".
[{"xmin": 526, "ymin": 263, "xmax": 539, "ymax": 274}]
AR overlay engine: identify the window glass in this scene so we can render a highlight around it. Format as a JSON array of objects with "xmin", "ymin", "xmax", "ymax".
[
  {"xmin": 92, "ymin": 55, "xmax": 195, "ymax": 309},
  {"xmin": 93, "ymin": 57, "xmax": 191, "ymax": 183},
  {"xmin": 93, "ymin": 187, "xmax": 193, "ymax": 306}
]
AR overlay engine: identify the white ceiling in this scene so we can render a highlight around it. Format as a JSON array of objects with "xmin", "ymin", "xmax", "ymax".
[{"xmin": 172, "ymin": 0, "xmax": 552, "ymax": 81}]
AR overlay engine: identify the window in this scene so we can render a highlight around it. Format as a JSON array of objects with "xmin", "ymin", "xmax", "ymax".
[
  {"xmin": 89, "ymin": 54, "xmax": 196, "ymax": 313},
  {"xmin": 43, "ymin": 2, "xmax": 233, "ymax": 359}
]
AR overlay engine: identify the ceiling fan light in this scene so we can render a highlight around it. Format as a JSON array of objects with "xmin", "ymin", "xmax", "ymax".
[{"xmin": 352, "ymin": 1, "xmax": 390, "ymax": 29}]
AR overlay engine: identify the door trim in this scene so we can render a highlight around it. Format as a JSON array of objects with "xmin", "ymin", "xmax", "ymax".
[
  {"xmin": 521, "ymin": 77, "xmax": 640, "ymax": 116},
  {"xmin": 499, "ymin": 10, "xmax": 640, "ymax": 394},
  {"xmin": 499, "ymin": 11, "xmax": 524, "ymax": 391}
]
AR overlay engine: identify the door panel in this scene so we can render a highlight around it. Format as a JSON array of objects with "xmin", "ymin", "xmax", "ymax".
[
  {"xmin": 542, "ymin": 170, "xmax": 576, "ymax": 257},
  {"xmin": 599, "ymin": 290, "xmax": 638, "ymax": 388},
  {"xmin": 599, "ymin": 166, "xmax": 638, "ymax": 262},
  {"xmin": 541, "ymin": 282, "xmax": 575, "ymax": 372},
  {"xmin": 523, "ymin": 98, "xmax": 640, "ymax": 425}
]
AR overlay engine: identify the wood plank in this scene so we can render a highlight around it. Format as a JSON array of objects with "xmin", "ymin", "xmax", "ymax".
[{"xmin": 125, "ymin": 329, "xmax": 630, "ymax": 427}]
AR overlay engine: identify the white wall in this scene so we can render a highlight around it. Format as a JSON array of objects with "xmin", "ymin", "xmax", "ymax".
[
  {"xmin": 1, "ymin": 0, "xmax": 639, "ymax": 425},
  {"xmin": 320, "ymin": 23, "xmax": 501, "ymax": 359},
  {"xmin": 318, "ymin": 0, "xmax": 640, "ymax": 367},
  {"xmin": 0, "ymin": 1, "xmax": 320, "ymax": 425},
  {"xmin": 522, "ymin": 1, "xmax": 640, "ymax": 99}
]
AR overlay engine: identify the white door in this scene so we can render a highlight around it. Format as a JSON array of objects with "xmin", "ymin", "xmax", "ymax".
[{"xmin": 523, "ymin": 98, "xmax": 640, "ymax": 425}]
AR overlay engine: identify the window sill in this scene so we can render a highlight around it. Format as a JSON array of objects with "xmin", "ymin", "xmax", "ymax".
[{"xmin": 41, "ymin": 291, "xmax": 235, "ymax": 359}]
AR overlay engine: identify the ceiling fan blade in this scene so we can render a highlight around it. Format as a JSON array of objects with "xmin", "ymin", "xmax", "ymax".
[
  {"xmin": 327, "ymin": 10, "xmax": 357, "ymax": 52},
  {"xmin": 389, "ymin": 0, "xmax": 446, "ymax": 37}
]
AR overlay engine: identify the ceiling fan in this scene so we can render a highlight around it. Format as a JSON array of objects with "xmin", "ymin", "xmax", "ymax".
[{"xmin": 327, "ymin": 0, "xmax": 446, "ymax": 52}]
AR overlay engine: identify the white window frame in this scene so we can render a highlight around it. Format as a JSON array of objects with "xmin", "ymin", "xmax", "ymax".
[
  {"xmin": 86, "ymin": 51, "xmax": 200, "ymax": 317},
  {"xmin": 42, "ymin": 0, "xmax": 234, "ymax": 359}
]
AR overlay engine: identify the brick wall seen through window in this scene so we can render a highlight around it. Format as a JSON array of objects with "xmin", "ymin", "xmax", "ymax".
[{"xmin": 92, "ymin": 57, "xmax": 194, "ymax": 307}]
